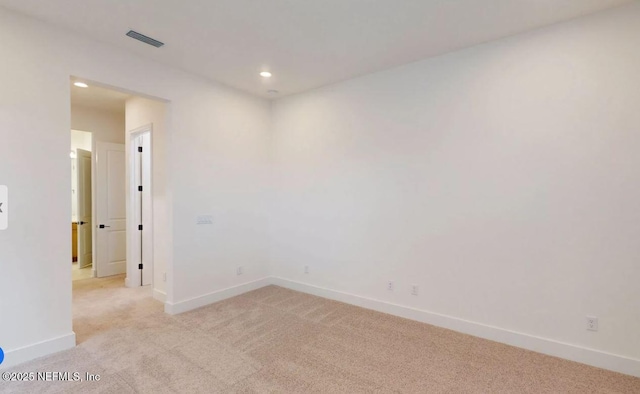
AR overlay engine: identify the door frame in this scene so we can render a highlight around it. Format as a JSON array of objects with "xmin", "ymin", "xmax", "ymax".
[
  {"xmin": 126, "ymin": 124, "xmax": 154, "ymax": 288},
  {"xmin": 76, "ymin": 148, "xmax": 93, "ymax": 269}
]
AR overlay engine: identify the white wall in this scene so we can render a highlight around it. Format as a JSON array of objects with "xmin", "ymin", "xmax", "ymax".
[
  {"xmin": 270, "ymin": 2, "xmax": 640, "ymax": 373},
  {"xmin": 71, "ymin": 104, "xmax": 125, "ymax": 145},
  {"xmin": 70, "ymin": 129, "xmax": 92, "ymax": 152},
  {"xmin": 166, "ymin": 85, "xmax": 272, "ymax": 309},
  {"xmin": 2, "ymin": 0, "xmax": 639, "ymax": 376},
  {"xmin": 125, "ymin": 96, "xmax": 170, "ymax": 299},
  {"xmin": 0, "ymin": 6, "xmax": 270, "ymax": 367}
]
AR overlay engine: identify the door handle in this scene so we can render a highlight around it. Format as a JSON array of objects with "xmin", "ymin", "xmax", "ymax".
[
  {"xmin": 99, "ymin": 224, "xmax": 111, "ymax": 228},
  {"xmin": 79, "ymin": 221, "xmax": 87, "ymax": 225}
]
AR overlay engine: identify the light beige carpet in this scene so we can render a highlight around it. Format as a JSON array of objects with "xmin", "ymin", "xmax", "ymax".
[
  {"xmin": 71, "ymin": 262, "xmax": 93, "ymax": 282},
  {"xmin": 2, "ymin": 276, "xmax": 639, "ymax": 393}
]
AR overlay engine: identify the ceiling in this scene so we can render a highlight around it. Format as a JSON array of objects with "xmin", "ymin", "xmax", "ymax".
[
  {"xmin": 70, "ymin": 82, "xmax": 129, "ymax": 114},
  {"xmin": 1, "ymin": 0, "xmax": 632, "ymax": 99}
]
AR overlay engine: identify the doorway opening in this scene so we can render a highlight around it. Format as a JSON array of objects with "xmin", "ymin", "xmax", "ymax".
[
  {"xmin": 69, "ymin": 78, "xmax": 167, "ymax": 292},
  {"xmin": 69, "ymin": 77, "xmax": 169, "ymax": 342},
  {"xmin": 71, "ymin": 130, "xmax": 93, "ymax": 281},
  {"xmin": 70, "ymin": 82, "xmax": 128, "ymax": 284}
]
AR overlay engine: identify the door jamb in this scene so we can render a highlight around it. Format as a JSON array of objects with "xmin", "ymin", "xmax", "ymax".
[
  {"xmin": 126, "ymin": 124, "xmax": 154, "ymax": 288},
  {"xmin": 70, "ymin": 129, "xmax": 96, "ymax": 277}
]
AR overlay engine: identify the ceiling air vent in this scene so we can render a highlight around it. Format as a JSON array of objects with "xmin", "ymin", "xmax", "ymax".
[{"xmin": 126, "ymin": 30, "xmax": 164, "ymax": 48}]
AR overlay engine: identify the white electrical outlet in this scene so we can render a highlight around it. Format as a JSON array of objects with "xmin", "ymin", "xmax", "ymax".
[
  {"xmin": 387, "ymin": 281, "xmax": 394, "ymax": 291},
  {"xmin": 237, "ymin": 266, "xmax": 243, "ymax": 275},
  {"xmin": 304, "ymin": 265, "xmax": 309, "ymax": 274},
  {"xmin": 411, "ymin": 285, "xmax": 419, "ymax": 296},
  {"xmin": 586, "ymin": 316, "xmax": 598, "ymax": 331}
]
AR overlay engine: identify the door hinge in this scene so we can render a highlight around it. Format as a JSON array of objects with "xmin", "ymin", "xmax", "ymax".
[
  {"xmin": 138, "ymin": 224, "xmax": 143, "ymax": 231},
  {"xmin": 138, "ymin": 185, "xmax": 143, "ymax": 192},
  {"xmin": 138, "ymin": 146, "xmax": 143, "ymax": 153},
  {"xmin": 138, "ymin": 263, "xmax": 143, "ymax": 269}
]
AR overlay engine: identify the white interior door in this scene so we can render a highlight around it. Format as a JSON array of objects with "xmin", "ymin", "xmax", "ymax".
[
  {"xmin": 76, "ymin": 149, "xmax": 92, "ymax": 269},
  {"xmin": 96, "ymin": 142, "xmax": 127, "ymax": 277}
]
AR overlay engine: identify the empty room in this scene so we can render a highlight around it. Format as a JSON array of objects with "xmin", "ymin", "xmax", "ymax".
[{"xmin": 0, "ymin": 0, "xmax": 639, "ymax": 393}]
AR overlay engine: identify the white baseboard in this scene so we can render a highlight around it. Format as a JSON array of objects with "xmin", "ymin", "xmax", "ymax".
[
  {"xmin": 0, "ymin": 333, "xmax": 76, "ymax": 370},
  {"xmin": 153, "ymin": 288, "xmax": 166, "ymax": 303},
  {"xmin": 5, "ymin": 279, "xmax": 637, "ymax": 378},
  {"xmin": 164, "ymin": 277, "xmax": 271, "ymax": 315},
  {"xmin": 270, "ymin": 277, "xmax": 640, "ymax": 378}
]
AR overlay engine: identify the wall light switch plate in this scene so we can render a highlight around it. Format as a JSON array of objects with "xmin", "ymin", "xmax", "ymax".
[{"xmin": 197, "ymin": 215, "xmax": 213, "ymax": 225}]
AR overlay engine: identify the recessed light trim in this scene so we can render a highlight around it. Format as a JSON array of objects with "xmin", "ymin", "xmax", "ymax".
[
  {"xmin": 74, "ymin": 82, "xmax": 88, "ymax": 88},
  {"xmin": 267, "ymin": 90, "xmax": 279, "ymax": 95},
  {"xmin": 260, "ymin": 71, "xmax": 272, "ymax": 78}
]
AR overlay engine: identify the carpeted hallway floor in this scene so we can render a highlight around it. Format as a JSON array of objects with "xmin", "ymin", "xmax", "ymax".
[{"xmin": 2, "ymin": 276, "xmax": 639, "ymax": 393}]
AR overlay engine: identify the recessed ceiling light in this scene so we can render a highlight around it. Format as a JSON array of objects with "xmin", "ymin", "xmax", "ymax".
[
  {"xmin": 260, "ymin": 71, "xmax": 272, "ymax": 78},
  {"xmin": 74, "ymin": 82, "xmax": 89, "ymax": 88},
  {"xmin": 267, "ymin": 90, "xmax": 279, "ymax": 95}
]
